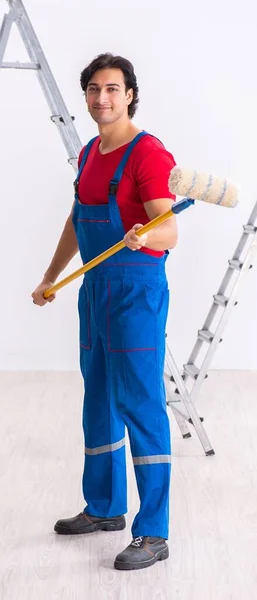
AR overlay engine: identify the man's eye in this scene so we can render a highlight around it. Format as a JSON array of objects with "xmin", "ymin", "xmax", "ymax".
[{"xmin": 108, "ymin": 87, "xmax": 117, "ymax": 92}]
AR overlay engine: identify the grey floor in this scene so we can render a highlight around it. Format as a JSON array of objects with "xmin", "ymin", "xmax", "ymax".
[{"xmin": 0, "ymin": 370, "xmax": 257, "ymax": 600}]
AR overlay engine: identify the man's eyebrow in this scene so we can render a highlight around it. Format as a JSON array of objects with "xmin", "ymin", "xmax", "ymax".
[{"xmin": 88, "ymin": 82, "xmax": 121, "ymax": 87}]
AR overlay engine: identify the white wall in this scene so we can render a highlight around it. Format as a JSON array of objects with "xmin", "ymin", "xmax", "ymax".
[{"xmin": 0, "ymin": 0, "xmax": 256, "ymax": 370}]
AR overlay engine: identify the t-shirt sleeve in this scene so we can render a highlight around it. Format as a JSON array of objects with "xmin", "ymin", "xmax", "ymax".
[{"xmin": 135, "ymin": 147, "xmax": 177, "ymax": 203}]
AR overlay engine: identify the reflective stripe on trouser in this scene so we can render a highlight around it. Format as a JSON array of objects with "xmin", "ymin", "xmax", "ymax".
[
  {"xmin": 85, "ymin": 438, "xmax": 125, "ymax": 456},
  {"xmin": 80, "ymin": 276, "xmax": 171, "ymax": 539}
]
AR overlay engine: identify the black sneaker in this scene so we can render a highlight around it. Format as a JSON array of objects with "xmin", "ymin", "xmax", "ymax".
[
  {"xmin": 114, "ymin": 536, "xmax": 169, "ymax": 570},
  {"xmin": 54, "ymin": 512, "xmax": 126, "ymax": 535}
]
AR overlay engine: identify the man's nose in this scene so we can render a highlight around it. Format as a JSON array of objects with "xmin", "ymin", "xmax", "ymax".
[{"xmin": 97, "ymin": 89, "xmax": 109, "ymax": 103}]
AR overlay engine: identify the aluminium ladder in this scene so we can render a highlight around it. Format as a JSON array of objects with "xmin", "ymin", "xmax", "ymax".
[
  {"xmin": 0, "ymin": 0, "xmax": 82, "ymax": 170},
  {"xmin": 165, "ymin": 202, "xmax": 257, "ymax": 440}
]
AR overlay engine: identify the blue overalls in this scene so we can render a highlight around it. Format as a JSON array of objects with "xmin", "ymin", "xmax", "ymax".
[{"xmin": 72, "ymin": 131, "xmax": 172, "ymax": 539}]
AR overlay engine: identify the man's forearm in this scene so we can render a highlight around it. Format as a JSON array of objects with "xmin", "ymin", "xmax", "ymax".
[
  {"xmin": 43, "ymin": 213, "xmax": 79, "ymax": 283},
  {"xmin": 141, "ymin": 198, "xmax": 178, "ymax": 251},
  {"xmin": 145, "ymin": 219, "xmax": 178, "ymax": 251}
]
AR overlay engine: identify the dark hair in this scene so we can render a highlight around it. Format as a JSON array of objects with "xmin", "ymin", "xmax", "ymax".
[{"xmin": 80, "ymin": 53, "xmax": 139, "ymax": 119}]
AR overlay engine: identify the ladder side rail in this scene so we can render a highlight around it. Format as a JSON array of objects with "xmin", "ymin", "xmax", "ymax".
[
  {"xmin": 188, "ymin": 234, "xmax": 257, "ymax": 403},
  {"xmin": 0, "ymin": 9, "xmax": 15, "ymax": 65}
]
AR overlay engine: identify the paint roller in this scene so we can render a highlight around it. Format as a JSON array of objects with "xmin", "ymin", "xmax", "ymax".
[
  {"xmin": 43, "ymin": 168, "xmax": 239, "ymax": 298},
  {"xmin": 169, "ymin": 167, "xmax": 238, "ymax": 208}
]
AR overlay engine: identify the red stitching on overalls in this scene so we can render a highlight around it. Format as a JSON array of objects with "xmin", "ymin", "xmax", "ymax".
[
  {"xmin": 107, "ymin": 281, "xmax": 111, "ymax": 352},
  {"xmin": 107, "ymin": 281, "xmax": 156, "ymax": 353},
  {"xmin": 77, "ymin": 219, "xmax": 110, "ymax": 223},
  {"xmin": 87, "ymin": 285, "xmax": 91, "ymax": 348},
  {"xmin": 110, "ymin": 347, "xmax": 156, "ymax": 352},
  {"xmin": 80, "ymin": 284, "xmax": 91, "ymax": 350},
  {"xmin": 102, "ymin": 263, "xmax": 158, "ymax": 267}
]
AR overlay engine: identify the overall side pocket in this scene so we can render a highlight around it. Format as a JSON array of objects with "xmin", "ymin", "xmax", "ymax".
[{"xmin": 78, "ymin": 282, "xmax": 91, "ymax": 350}]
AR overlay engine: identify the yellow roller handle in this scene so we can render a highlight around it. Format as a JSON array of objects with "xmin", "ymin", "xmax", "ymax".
[{"xmin": 43, "ymin": 208, "xmax": 175, "ymax": 299}]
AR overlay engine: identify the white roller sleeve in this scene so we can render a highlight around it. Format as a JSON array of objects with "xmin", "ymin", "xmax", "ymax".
[{"xmin": 169, "ymin": 167, "xmax": 239, "ymax": 208}]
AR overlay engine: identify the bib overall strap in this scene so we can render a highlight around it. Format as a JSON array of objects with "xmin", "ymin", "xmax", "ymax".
[
  {"xmin": 74, "ymin": 136, "xmax": 99, "ymax": 198},
  {"xmin": 108, "ymin": 131, "xmax": 148, "ymax": 198}
]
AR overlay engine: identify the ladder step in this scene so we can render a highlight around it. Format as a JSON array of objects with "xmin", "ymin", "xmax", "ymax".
[
  {"xmin": 183, "ymin": 364, "xmax": 200, "ymax": 379},
  {"xmin": 68, "ymin": 157, "xmax": 78, "ymax": 169},
  {"xmin": 213, "ymin": 294, "xmax": 229, "ymax": 306},
  {"xmin": 188, "ymin": 417, "xmax": 204, "ymax": 424},
  {"xmin": 229, "ymin": 259, "xmax": 243, "ymax": 270},
  {"xmin": 166, "ymin": 393, "xmax": 182, "ymax": 403},
  {"xmin": 167, "ymin": 374, "xmax": 186, "ymax": 383},
  {"xmin": 2, "ymin": 61, "xmax": 39, "ymax": 70},
  {"xmin": 243, "ymin": 224, "xmax": 257, "ymax": 233},
  {"xmin": 198, "ymin": 329, "xmax": 214, "ymax": 343},
  {"xmin": 51, "ymin": 115, "xmax": 75, "ymax": 125}
]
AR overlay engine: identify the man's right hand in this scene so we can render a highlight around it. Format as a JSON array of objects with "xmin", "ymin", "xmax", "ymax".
[{"xmin": 31, "ymin": 280, "xmax": 56, "ymax": 306}]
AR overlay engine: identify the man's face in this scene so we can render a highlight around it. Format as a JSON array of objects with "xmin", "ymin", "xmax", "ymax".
[{"xmin": 85, "ymin": 68, "xmax": 133, "ymax": 125}]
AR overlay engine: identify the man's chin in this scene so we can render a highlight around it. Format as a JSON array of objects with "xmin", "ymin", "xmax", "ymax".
[{"xmin": 91, "ymin": 115, "xmax": 115, "ymax": 125}]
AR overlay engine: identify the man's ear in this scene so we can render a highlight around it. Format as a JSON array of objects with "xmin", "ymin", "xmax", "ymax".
[{"xmin": 127, "ymin": 88, "xmax": 133, "ymax": 105}]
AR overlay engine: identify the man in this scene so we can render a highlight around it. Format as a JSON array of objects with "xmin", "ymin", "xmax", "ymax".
[{"xmin": 32, "ymin": 52, "xmax": 178, "ymax": 571}]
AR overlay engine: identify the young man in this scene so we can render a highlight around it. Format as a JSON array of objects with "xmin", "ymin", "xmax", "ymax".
[{"xmin": 32, "ymin": 53, "xmax": 178, "ymax": 571}]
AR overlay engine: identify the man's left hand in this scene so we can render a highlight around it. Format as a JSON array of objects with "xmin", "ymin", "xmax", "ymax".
[{"xmin": 123, "ymin": 224, "xmax": 148, "ymax": 251}]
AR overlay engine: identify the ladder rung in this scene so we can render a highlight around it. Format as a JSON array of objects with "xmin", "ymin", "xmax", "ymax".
[
  {"xmin": 166, "ymin": 392, "xmax": 182, "ymax": 404},
  {"xmin": 213, "ymin": 294, "xmax": 229, "ymax": 306},
  {"xmin": 166, "ymin": 373, "xmax": 186, "ymax": 383},
  {"xmin": 198, "ymin": 329, "xmax": 214, "ymax": 343},
  {"xmin": 2, "ymin": 61, "xmax": 39, "ymax": 70},
  {"xmin": 51, "ymin": 115, "xmax": 64, "ymax": 124},
  {"xmin": 243, "ymin": 224, "xmax": 257, "ymax": 233},
  {"xmin": 183, "ymin": 364, "xmax": 200, "ymax": 379},
  {"xmin": 169, "ymin": 393, "xmax": 182, "ymax": 402},
  {"xmin": 68, "ymin": 157, "xmax": 78, "ymax": 168},
  {"xmin": 229, "ymin": 259, "xmax": 243, "ymax": 270},
  {"xmin": 51, "ymin": 115, "xmax": 75, "ymax": 124}
]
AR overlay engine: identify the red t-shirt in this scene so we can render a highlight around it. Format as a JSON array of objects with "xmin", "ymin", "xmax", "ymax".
[{"xmin": 77, "ymin": 133, "xmax": 176, "ymax": 257}]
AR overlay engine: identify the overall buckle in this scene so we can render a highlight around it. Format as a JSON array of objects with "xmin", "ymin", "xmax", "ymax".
[
  {"xmin": 73, "ymin": 179, "xmax": 79, "ymax": 194},
  {"xmin": 109, "ymin": 180, "xmax": 119, "ymax": 196}
]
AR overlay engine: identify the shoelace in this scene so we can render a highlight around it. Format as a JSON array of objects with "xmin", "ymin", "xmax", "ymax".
[{"xmin": 131, "ymin": 536, "xmax": 144, "ymax": 548}]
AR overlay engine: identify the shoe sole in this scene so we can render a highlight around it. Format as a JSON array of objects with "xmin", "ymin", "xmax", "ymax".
[
  {"xmin": 114, "ymin": 546, "xmax": 169, "ymax": 571},
  {"xmin": 54, "ymin": 519, "xmax": 126, "ymax": 535}
]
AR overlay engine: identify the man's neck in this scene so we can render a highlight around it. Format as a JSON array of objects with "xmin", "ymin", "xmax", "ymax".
[{"xmin": 98, "ymin": 120, "xmax": 141, "ymax": 154}]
